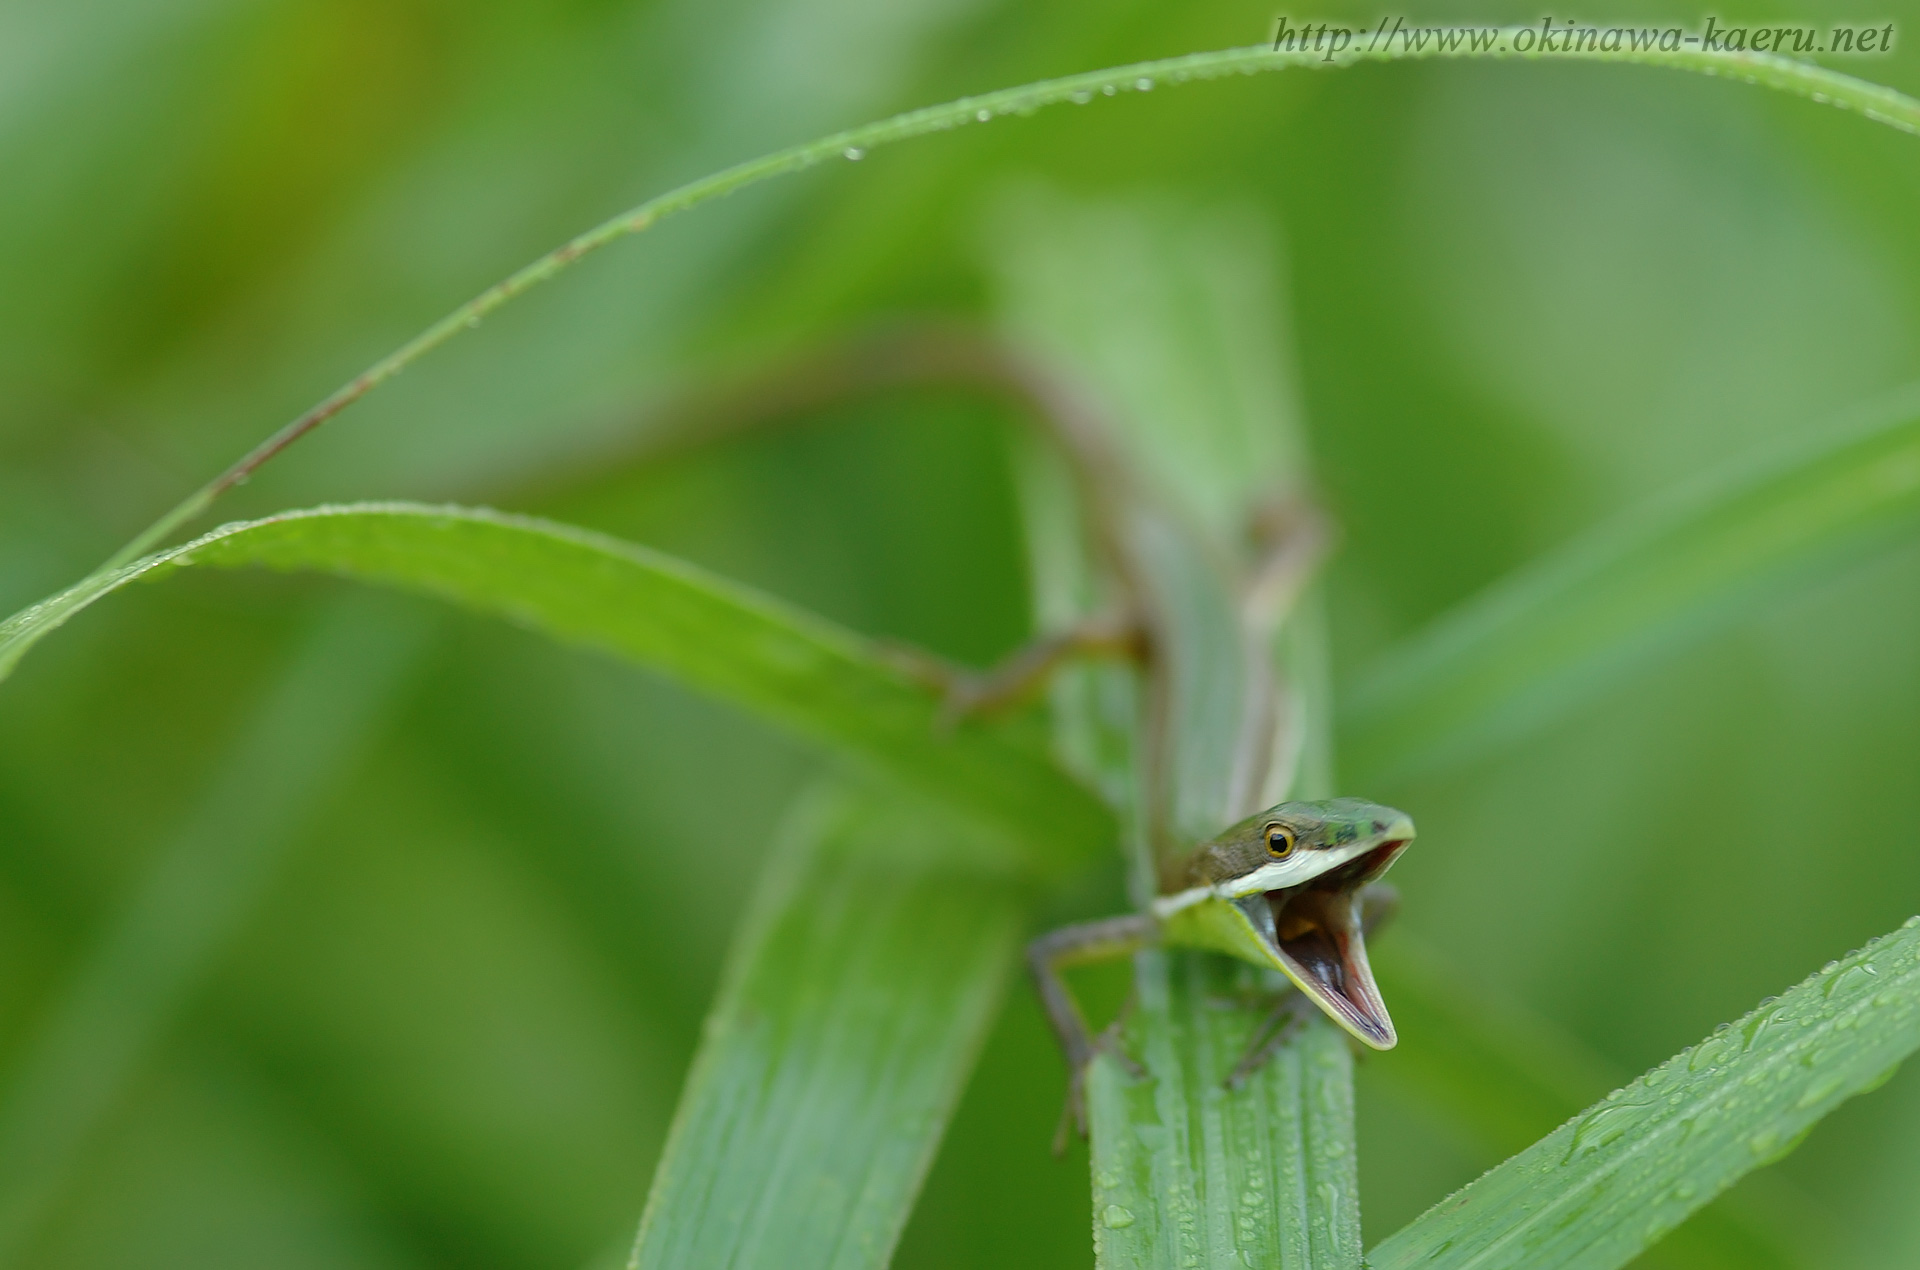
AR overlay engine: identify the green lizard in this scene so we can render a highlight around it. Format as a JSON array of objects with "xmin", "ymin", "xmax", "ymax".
[
  {"xmin": 1025, "ymin": 798, "xmax": 1413, "ymax": 1129},
  {"xmin": 885, "ymin": 334, "xmax": 1417, "ymax": 1134},
  {"xmin": 675, "ymin": 323, "xmax": 1418, "ymax": 1129},
  {"xmin": 924, "ymin": 380, "xmax": 1415, "ymax": 1131}
]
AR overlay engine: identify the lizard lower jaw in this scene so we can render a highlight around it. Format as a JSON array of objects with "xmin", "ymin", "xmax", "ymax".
[{"xmin": 1263, "ymin": 840, "xmax": 1406, "ymax": 1049}]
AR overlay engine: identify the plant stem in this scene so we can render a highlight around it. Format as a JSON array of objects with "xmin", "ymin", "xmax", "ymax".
[{"xmin": 103, "ymin": 38, "xmax": 1920, "ymax": 569}]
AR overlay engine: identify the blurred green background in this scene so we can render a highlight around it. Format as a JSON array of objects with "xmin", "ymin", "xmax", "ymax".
[{"xmin": 4, "ymin": 1, "xmax": 1920, "ymax": 1266}]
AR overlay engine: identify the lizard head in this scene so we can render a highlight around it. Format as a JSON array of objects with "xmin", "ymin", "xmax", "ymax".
[{"xmin": 1187, "ymin": 798, "xmax": 1415, "ymax": 1049}]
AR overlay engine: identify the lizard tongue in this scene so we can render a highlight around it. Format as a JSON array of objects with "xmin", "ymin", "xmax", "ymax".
[{"xmin": 1268, "ymin": 884, "xmax": 1396, "ymax": 1049}]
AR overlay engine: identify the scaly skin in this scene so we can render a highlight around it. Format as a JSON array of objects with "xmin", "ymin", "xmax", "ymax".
[{"xmin": 1027, "ymin": 798, "xmax": 1414, "ymax": 1137}]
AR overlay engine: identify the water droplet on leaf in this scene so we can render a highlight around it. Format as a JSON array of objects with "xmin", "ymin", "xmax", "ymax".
[
  {"xmin": 1797, "ymin": 1076, "xmax": 1845, "ymax": 1109},
  {"xmin": 1565, "ymin": 1101, "xmax": 1651, "ymax": 1161},
  {"xmin": 1689, "ymin": 1035, "xmax": 1733, "ymax": 1071},
  {"xmin": 1827, "ymin": 964, "xmax": 1877, "ymax": 998}
]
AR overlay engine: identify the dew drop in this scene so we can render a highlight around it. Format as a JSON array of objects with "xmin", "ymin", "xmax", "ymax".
[
  {"xmin": 1135, "ymin": 76, "xmax": 1154, "ymax": 90},
  {"xmin": 1688, "ymin": 1035, "xmax": 1733, "ymax": 1071},
  {"xmin": 1070, "ymin": 89, "xmax": 1093, "ymax": 104},
  {"xmin": 842, "ymin": 147, "xmax": 864, "ymax": 160},
  {"xmin": 1102, "ymin": 1205, "xmax": 1137, "ymax": 1229},
  {"xmin": 1741, "ymin": 1006, "xmax": 1785, "ymax": 1051},
  {"xmin": 1800, "ymin": 1041, "xmax": 1839, "ymax": 1069},
  {"xmin": 1671, "ymin": 1180, "xmax": 1697, "ymax": 1201},
  {"xmin": 1102, "ymin": 83, "xmax": 1117, "ymax": 95},
  {"xmin": 1827, "ymin": 964, "xmax": 1877, "ymax": 998},
  {"xmin": 1564, "ymin": 1101, "xmax": 1651, "ymax": 1162},
  {"xmin": 1860, "ymin": 1061, "xmax": 1903, "ymax": 1095},
  {"xmin": 976, "ymin": 108, "xmax": 992, "ymax": 121},
  {"xmin": 1796, "ymin": 1076, "xmax": 1845, "ymax": 1109}
]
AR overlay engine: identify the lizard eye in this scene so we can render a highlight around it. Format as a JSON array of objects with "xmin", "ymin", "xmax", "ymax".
[{"xmin": 1266, "ymin": 825, "xmax": 1296, "ymax": 859}]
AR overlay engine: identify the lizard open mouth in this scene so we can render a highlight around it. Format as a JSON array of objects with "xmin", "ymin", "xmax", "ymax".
[{"xmin": 1243, "ymin": 839, "xmax": 1408, "ymax": 1049}]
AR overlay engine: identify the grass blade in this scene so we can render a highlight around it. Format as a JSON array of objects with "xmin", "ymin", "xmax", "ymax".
[
  {"xmin": 1089, "ymin": 954, "xmax": 1361, "ymax": 1269},
  {"xmin": 92, "ymin": 38, "xmax": 1920, "ymax": 572},
  {"xmin": 1343, "ymin": 388, "xmax": 1920, "ymax": 783},
  {"xmin": 994, "ymin": 194, "xmax": 1359, "ymax": 1269},
  {"xmin": 0, "ymin": 502, "xmax": 1111, "ymax": 868},
  {"xmin": 1369, "ymin": 916, "xmax": 1920, "ymax": 1270},
  {"xmin": 628, "ymin": 784, "xmax": 1024, "ymax": 1270},
  {"xmin": 1367, "ymin": 938, "xmax": 1819, "ymax": 1269}
]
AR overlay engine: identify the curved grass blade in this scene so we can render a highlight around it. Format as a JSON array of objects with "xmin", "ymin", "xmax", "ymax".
[
  {"xmin": 97, "ymin": 41, "xmax": 1920, "ymax": 571},
  {"xmin": 1367, "ymin": 938, "xmax": 1820, "ymax": 1270},
  {"xmin": 1342, "ymin": 386, "xmax": 1920, "ymax": 783},
  {"xmin": 628, "ymin": 784, "xmax": 1024, "ymax": 1270},
  {"xmin": 0, "ymin": 502, "xmax": 1111, "ymax": 867},
  {"xmin": 1369, "ymin": 915, "xmax": 1920, "ymax": 1270}
]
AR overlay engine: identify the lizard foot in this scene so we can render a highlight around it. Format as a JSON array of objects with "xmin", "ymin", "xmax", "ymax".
[{"xmin": 1053, "ymin": 1018, "xmax": 1146, "ymax": 1154}]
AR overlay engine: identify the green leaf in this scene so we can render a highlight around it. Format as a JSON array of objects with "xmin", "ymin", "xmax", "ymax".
[
  {"xmin": 1342, "ymin": 388, "xmax": 1920, "ymax": 783},
  {"xmin": 1088, "ymin": 954, "xmax": 1362, "ymax": 1269},
  {"xmin": 1369, "ymin": 916, "xmax": 1920, "ymax": 1270},
  {"xmin": 0, "ymin": 502, "xmax": 1111, "ymax": 869},
  {"xmin": 98, "ymin": 38, "xmax": 1920, "ymax": 572},
  {"xmin": 994, "ymin": 194, "xmax": 1359, "ymax": 1270},
  {"xmin": 628, "ymin": 784, "xmax": 1025, "ymax": 1270},
  {"xmin": 1366, "ymin": 938, "xmax": 1819, "ymax": 1270}
]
